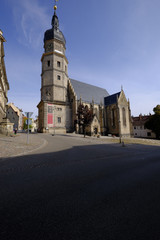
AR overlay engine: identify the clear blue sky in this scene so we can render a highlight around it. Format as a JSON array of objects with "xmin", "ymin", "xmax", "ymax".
[{"xmin": 1, "ymin": 0, "xmax": 160, "ymax": 118}]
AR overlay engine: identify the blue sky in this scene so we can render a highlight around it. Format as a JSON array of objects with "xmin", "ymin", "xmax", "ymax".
[{"xmin": 1, "ymin": 0, "xmax": 160, "ymax": 118}]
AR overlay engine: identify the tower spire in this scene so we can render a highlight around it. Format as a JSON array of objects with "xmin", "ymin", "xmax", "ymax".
[{"xmin": 52, "ymin": 0, "xmax": 60, "ymax": 29}]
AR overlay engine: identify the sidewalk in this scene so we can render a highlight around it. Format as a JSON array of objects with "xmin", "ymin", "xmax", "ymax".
[
  {"xmin": 65, "ymin": 133, "xmax": 160, "ymax": 146},
  {"xmin": 0, "ymin": 133, "xmax": 47, "ymax": 158}
]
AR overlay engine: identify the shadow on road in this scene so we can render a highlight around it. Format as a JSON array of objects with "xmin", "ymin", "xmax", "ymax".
[{"xmin": 0, "ymin": 142, "xmax": 160, "ymax": 240}]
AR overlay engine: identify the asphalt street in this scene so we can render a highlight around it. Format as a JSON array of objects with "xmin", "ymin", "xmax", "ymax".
[{"xmin": 1, "ymin": 134, "xmax": 160, "ymax": 240}]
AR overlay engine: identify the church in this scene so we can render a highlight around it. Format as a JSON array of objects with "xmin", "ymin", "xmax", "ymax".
[{"xmin": 37, "ymin": 4, "xmax": 132, "ymax": 137}]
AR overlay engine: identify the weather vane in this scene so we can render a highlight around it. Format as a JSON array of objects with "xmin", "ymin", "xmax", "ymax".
[{"xmin": 54, "ymin": 0, "xmax": 59, "ymax": 11}]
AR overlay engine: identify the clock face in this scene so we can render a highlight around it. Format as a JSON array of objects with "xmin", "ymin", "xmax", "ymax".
[{"xmin": 46, "ymin": 43, "xmax": 53, "ymax": 52}]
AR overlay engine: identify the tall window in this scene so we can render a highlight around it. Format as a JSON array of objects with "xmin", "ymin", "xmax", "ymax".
[
  {"xmin": 47, "ymin": 60, "xmax": 50, "ymax": 67},
  {"xmin": 112, "ymin": 109, "xmax": 115, "ymax": 127},
  {"xmin": 57, "ymin": 61, "xmax": 61, "ymax": 67},
  {"xmin": 122, "ymin": 107, "xmax": 126, "ymax": 126},
  {"xmin": 57, "ymin": 75, "xmax": 61, "ymax": 80},
  {"xmin": 57, "ymin": 117, "xmax": 61, "ymax": 123}
]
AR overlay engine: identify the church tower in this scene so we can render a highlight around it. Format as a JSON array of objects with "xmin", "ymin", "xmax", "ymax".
[{"xmin": 37, "ymin": 3, "xmax": 71, "ymax": 133}]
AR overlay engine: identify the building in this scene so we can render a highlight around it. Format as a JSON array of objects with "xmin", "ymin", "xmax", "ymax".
[
  {"xmin": 132, "ymin": 115, "xmax": 156, "ymax": 139},
  {"xmin": 0, "ymin": 30, "xmax": 9, "ymax": 122},
  {"xmin": 7, "ymin": 103, "xmax": 24, "ymax": 130},
  {"xmin": 105, "ymin": 91, "xmax": 133, "ymax": 137},
  {"xmin": 37, "ymin": 5, "xmax": 132, "ymax": 137},
  {"xmin": 0, "ymin": 30, "xmax": 13, "ymax": 135}
]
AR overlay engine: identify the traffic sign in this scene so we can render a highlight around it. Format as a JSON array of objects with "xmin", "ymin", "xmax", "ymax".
[
  {"xmin": 25, "ymin": 112, "xmax": 33, "ymax": 118},
  {"xmin": 26, "ymin": 119, "xmax": 32, "ymax": 125}
]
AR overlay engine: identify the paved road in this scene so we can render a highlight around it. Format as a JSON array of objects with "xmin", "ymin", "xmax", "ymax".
[{"xmin": 0, "ymin": 134, "xmax": 160, "ymax": 240}]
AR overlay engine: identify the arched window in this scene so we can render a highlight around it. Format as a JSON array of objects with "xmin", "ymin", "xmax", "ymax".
[
  {"xmin": 122, "ymin": 107, "xmax": 126, "ymax": 126},
  {"xmin": 112, "ymin": 108, "xmax": 115, "ymax": 127}
]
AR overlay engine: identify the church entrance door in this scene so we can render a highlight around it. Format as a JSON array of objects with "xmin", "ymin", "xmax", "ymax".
[{"xmin": 94, "ymin": 128, "xmax": 98, "ymax": 134}]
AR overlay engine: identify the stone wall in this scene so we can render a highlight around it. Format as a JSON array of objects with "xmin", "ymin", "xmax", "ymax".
[{"xmin": 0, "ymin": 118, "xmax": 13, "ymax": 135}]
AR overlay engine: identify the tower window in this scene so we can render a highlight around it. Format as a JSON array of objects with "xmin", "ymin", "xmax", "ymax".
[
  {"xmin": 57, "ymin": 117, "xmax": 61, "ymax": 123},
  {"xmin": 57, "ymin": 61, "xmax": 61, "ymax": 67},
  {"xmin": 122, "ymin": 107, "xmax": 126, "ymax": 126},
  {"xmin": 57, "ymin": 75, "xmax": 61, "ymax": 80},
  {"xmin": 47, "ymin": 60, "xmax": 50, "ymax": 67},
  {"xmin": 112, "ymin": 109, "xmax": 115, "ymax": 127}
]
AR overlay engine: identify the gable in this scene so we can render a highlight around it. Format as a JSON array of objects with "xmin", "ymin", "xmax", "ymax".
[{"xmin": 118, "ymin": 90, "xmax": 128, "ymax": 104}]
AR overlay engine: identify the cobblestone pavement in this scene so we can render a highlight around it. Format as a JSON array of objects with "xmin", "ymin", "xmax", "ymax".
[{"xmin": 0, "ymin": 133, "xmax": 47, "ymax": 159}]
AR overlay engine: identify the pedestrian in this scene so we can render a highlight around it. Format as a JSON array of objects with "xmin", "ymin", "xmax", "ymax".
[{"xmin": 14, "ymin": 128, "xmax": 17, "ymax": 135}]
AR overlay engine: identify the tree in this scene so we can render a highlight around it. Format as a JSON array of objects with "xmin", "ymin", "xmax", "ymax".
[
  {"xmin": 23, "ymin": 116, "xmax": 32, "ymax": 130},
  {"xmin": 77, "ymin": 104, "xmax": 93, "ymax": 137},
  {"xmin": 145, "ymin": 105, "xmax": 160, "ymax": 139}
]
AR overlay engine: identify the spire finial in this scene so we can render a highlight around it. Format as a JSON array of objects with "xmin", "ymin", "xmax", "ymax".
[{"xmin": 54, "ymin": 0, "xmax": 59, "ymax": 12}]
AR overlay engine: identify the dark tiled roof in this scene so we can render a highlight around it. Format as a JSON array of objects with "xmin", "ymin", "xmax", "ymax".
[
  {"xmin": 132, "ymin": 115, "xmax": 151, "ymax": 126},
  {"xmin": 104, "ymin": 92, "xmax": 121, "ymax": 106},
  {"xmin": 70, "ymin": 79, "xmax": 109, "ymax": 105},
  {"xmin": 44, "ymin": 28, "xmax": 66, "ymax": 45},
  {"xmin": 44, "ymin": 12, "xmax": 66, "ymax": 45}
]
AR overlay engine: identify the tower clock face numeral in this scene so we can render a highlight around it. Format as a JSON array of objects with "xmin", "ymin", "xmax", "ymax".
[{"xmin": 46, "ymin": 43, "xmax": 53, "ymax": 52}]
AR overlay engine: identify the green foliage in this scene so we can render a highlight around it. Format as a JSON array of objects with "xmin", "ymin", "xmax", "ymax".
[
  {"xmin": 153, "ymin": 105, "xmax": 160, "ymax": 115},
  {"xmin": 23, "ymin": 122, "xmax": 32, "ymax": 130},
  {"xmin": 145, "ymin": 105, "xmax": 160, "ymax": 139},
  {"xmin": 77, "ymin": 104, "xmax": 93, "ymax": 125},
  {"xmin": 77, "ymin": 104, "xmax": 93, "ymax": 136},
  {"xmin": 23, "ymin": 117, "xmax": 32, "ymax": 130}
]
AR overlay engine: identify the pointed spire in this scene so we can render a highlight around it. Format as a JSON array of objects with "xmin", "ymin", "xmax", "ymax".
[
  {"xmin": 52, "ymin": 0, "xmax": 59, "ymax": 29},
  {"xmin": 52, "ymin": 11, "xmax": 59, "ymax": 30},
  {"xmin": 80, "ymin": 96, "xmax": 82, "ymax": 105},
  {"xmin": 0, "ymin": 29, "xmax": 6, "ymax": 42},
  {"xmin": 92, "ymin": 97, "xmax": 94, "ymax": 105},
  {"xmin": 128, "ymin": 98, "xmax": 130, "ymax": 107}
]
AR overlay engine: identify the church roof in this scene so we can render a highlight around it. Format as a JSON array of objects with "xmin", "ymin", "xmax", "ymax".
[
  {"xmin": 70, "ymin": 79, "xmax": 109, "ymax": 105},
  {"xmin": 104, "ymin": 92, "xmax": 121, "ymax": 106},
  {"xmin": 44, "ymin": 11, "xmax": 66, "ymax": 45}
]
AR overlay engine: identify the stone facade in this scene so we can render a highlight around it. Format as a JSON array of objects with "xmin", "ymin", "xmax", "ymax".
[
  {"xmin": 0, "ymin": 30, "xmax": 13, "ymax": 135},
  {"xmin": 105, "ymin": 90, "xmax": 133, "ymax": 137},
  {"xmin": 0, "ymin": 118, "xmax": 14, "ymax": 135},
  {"xmin": 37, "ymin": 9, "xmax": 132, "ymax": 137},
  {"xmin": 37, "ymin": 11, "xmax": 71, "ymax": 133},
  {"xmin": 0, "ymin": 30, "xmax": 9, "ymax": 122},
  {"xmin": 85, "ymin": 115, "xmax": 101, "ymax": 136}
]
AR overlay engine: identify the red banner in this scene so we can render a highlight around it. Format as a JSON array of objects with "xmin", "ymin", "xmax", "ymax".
[{"xmin": 48, "ymin": 114, "xmax": 53, "ymax": 124}]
